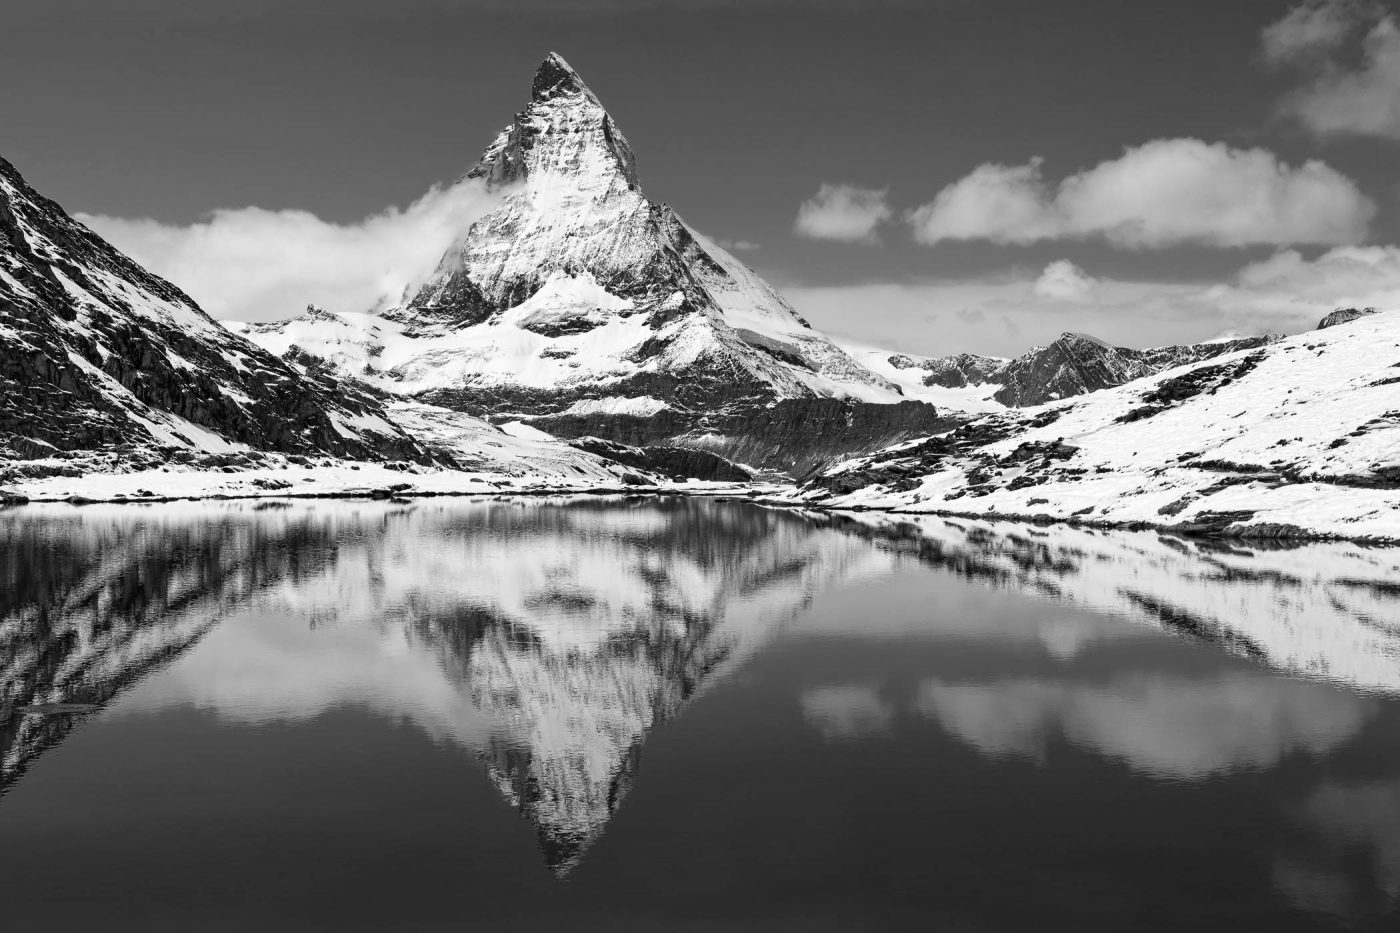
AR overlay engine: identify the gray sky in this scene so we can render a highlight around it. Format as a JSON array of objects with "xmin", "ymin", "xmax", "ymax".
[{"xmin": 6, "ymin": 0, "xmax": 1400, "ymax": 355}]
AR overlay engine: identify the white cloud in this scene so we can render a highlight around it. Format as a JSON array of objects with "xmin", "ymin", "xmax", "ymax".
[
  {"xmin": 1033, "ymin": 259, "xmax": 1099, "ymax": 301},
  {"xmin": 1264, "ymin": 1, "xmax": 1400, "ymax": 140},
  {"xmin": 907, "ymin": 159, "xmax": 1057, "ymax": 245},
  {"xmin": 1261, "ymin": 0, "xmax": 1373, "ymax": 63},
  {"xmin": 715, "ymin": 237, "xmax": 761, "ymax": 251},
  {"xmin": 794, "ymin": 183, "xmax": 892, "ymax": 244},
  {"xmin": 908, "ymin": 139, "xmax": 1374, "ymax": 249},
  {"xmin": 1290, "ymin": 20, "xmax": 1400, "ymax": 138},
  {"xmin": 916, "ymin": 674, "xmax": 1372, "ymax": 779},
  {"xmin": 801, "ymin": 683, "xmax": 895, "ymax": 740},
  {"xmin": 79, "ymin": 178, "xmax": 505, "ymax": 322}
]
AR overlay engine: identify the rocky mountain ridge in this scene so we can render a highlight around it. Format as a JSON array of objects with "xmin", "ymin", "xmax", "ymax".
[
  {"xmin": 882, "ymin": 332, "xmax": 1281, "ymax": 408},
  {"xmin": 798, "ymin": 309, "xmax": 1400, "ymax": 541},
  {"xmin": 0, "ymin": 156, "xmax": 428, "ymax": 466}
]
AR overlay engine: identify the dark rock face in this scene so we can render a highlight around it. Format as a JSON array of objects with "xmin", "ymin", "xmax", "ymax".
[
  {"xmin": 566, "ymin": 437, "xmax": 751, "ymax": 481},
  {"xmin": 535, "ymin": 398, "xmax": 956, "ymax": 477},
  {"xmin": 1135, "ymin": 335, "xmax": 1279, "ymax": 370},
  {"xmin": 991, "ymin": 333, "xmax": 1278, "ymax": 408},
  {"xmin": 1316, "ymin": 307, "xmax": 1377, "ymax": 330},
  {"xmin": 992, "ymin": 334, "xmax": 1155, "ymax": 407},
  {"xmin": 705, "ymin": 399, "xmax": 957, "ymax": 478},
  {"xmin": 0, "ymin": 156, "xmax": 428, "ymax": 463},
  {"xmin": 0, "ymin": 508, "xmax": 345, "ymax": 796}
]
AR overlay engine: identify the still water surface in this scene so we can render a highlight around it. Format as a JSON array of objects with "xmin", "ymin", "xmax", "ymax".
[{"xmin": 1, "ymin": 497, "xmax": 1399, "ymax": 931}]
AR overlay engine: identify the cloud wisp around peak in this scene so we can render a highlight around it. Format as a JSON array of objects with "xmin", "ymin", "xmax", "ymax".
[{"xmin": 80, "ymin": 178, "xmax": 506, "ymax": 323}]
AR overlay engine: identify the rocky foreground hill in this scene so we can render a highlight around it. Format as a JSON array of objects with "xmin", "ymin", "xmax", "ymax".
[{"xmin": 0, "ymin": 156, "xmax": 428, "ymax": 466}]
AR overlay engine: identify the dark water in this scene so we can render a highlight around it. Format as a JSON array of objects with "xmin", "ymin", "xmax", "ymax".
[{"xmin": 2, "ymin": 498, "xmax": 1399, "ymax": 932}]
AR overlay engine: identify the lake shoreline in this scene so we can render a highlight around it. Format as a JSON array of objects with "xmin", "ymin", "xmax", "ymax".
[{"xmin": 4, "ymin": 476, "xmax": 1398, "ymax": 548}]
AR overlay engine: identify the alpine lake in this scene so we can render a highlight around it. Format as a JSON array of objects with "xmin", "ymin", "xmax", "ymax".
[{"xmin": 2, "ymin": 496, "xmax": 1398, "ymax": 932}]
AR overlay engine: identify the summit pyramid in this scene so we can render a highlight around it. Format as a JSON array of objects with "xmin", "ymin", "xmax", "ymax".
[{"xmin": 241, "ymin": 53, "xmax": 948, "ymax": 475}]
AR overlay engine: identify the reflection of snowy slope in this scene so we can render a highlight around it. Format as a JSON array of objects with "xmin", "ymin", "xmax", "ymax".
[
  {"xmin": 0, "ymin": 505, "xmax": 341, "ymax": 792},
  {"xmin": 820, "ymin": 512, "xmax": 1400, "ymax": 693}
]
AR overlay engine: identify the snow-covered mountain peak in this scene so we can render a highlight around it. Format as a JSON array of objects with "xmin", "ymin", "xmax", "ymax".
[
  {"xmin": 466, "ymin": 52, "xmax": 638, "ymax": 197},
  {"xmin": 531, "ymin": 51, "xmax": 598, "ymax": 105},
  {"xmin": 378, "ymin": 56, "xmax": 897, "ymax": 400},
  {"xmin": 235, "ymin": 53, "xmax": 929, "ymax": 474}
]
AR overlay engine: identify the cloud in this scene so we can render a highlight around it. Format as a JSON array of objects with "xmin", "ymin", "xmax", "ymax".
[
  {"xmin": 1275, "ymin": 779, "xmax": 1400, "ymax": 920},
  {"xmin": 1265, "ymin": 1, "xmax": 1400, "ymax": 140},
  {"xmin": 715, "ymin": 237, "xmax": 761, "ymax": 251},
  {"xmin": 794, "ymin": 183, "xmax": 892, "ymax": 243},
  {"xmin": 1033, "ymin": 260, "xmax": 1099, "ymax": 301},
  {"xmin": 801, "ymin": 683, "xmax": 895, "ymax": 740},
  {"xmin": 907, "ymin": 139, "xmax": 1374, "ymax": 249},
  {"xmin": 1261, "ymin": 0, "xmax": 1374, "ymax": 63},
  {"xmin": 79, "ymin": 178, "xmax": 505, "ymax": 322},
  {"xmin": 916, "ymin": 674, "xmax": 1373, "ymax": 779}
]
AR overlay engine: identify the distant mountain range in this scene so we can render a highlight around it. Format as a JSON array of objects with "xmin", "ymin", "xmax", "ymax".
[
  {"xmin": 880, "ymin": 332, "xmax": 1280, "ymax": 408},
  {"xmin": 803, "ymin": 306, "xmax": 1400, "ymax": 540}
]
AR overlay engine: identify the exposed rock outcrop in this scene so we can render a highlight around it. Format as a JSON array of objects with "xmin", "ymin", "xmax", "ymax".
[
  {"xmin": 1317, "ymin": 307, "xmax": 1378, "ymax": 330},
  {"xmin": 990, "ymin": 333, "xmax": 1279, "ymax": 408}
]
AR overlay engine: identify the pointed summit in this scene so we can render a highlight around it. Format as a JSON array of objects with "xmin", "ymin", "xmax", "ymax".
[
  {"xmin": 531, "ymin": 51, "xmax": 594, "ymax": 102},
  {"xmin": 248, "ymin": 52, "xmax": 920, "ymax": 476}
]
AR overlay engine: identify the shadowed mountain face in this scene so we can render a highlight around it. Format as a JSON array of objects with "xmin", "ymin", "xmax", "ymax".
[
  {"xmin": 0, "ymin": 505, "xmax": 344, "ymax": 793},
  {"xmin": 3, "ymin": 500, "xmax": 1398, "ymax": 880}
]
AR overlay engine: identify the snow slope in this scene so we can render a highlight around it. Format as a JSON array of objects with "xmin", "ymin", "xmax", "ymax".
[{"xmin": 797, "ymin": 310, "xmax": 1400, "ymax": 541}]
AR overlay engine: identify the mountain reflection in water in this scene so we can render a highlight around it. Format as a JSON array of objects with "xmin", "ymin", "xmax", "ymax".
[{"xmin": 1, "ymin": 498, "xmax": 1398, "ymax": 929}]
